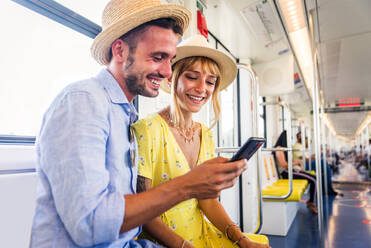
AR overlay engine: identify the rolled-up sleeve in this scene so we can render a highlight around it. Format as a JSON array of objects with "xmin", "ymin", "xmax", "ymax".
[{"xmin": 39, "ymin": 91, "xmax": 124, "ymax": 246}]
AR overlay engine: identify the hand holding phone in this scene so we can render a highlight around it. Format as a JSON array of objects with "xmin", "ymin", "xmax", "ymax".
[{"xmin": 229, "ymin": 137, "xmax": 266, "ymax": 162}]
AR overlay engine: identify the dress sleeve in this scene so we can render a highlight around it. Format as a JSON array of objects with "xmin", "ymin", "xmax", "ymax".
[
  {"xmin": 132, "ymin": 119, "xmax": 154, "ymax": 180},
  {"xmin": 205, "ymin": 127, "xmax": 215, "ymax": 159}
]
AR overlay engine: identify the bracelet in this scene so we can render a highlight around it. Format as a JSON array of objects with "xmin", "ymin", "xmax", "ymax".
[
  {"xmin": 225, "ymin": 223, "xmax": 239, "ymax": 240},
  {"xmin": 180, "ymin": 240, "xmax": 186, "ymax": 248},
  {"xmin": 233, "ymin": 235, "xmax": 247, "ymax": 245}
]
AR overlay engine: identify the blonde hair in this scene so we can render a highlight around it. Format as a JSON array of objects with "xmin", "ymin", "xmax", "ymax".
[{"xmin": 169, "ymin": 56, "xmax": 221, "ymax": 129}]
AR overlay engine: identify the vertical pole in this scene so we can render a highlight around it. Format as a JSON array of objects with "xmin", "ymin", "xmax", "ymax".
[
  {"xmin": 252, "ymin": 67, "xmax": 263, "ymax": 233},
  {"xmin": 308, "ymin": 128, "xmax": 312, "ymax": 170},
  {"xmin": 367, "ymin": 126, "xmax": 370, "ymax": 174},
  {"xmin": 312, "ymin": 54, "xmax": 324, "ymax": 247},
  {"xmin": 286, "ymin": 106, "xmax": 293, "ymax": 196},
  {"xmin": 321, "ymin": 107, "xmax": 328, "ymax": 196}
]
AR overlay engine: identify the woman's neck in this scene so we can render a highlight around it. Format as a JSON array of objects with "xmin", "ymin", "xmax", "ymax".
[
  {"xmin": 180, "ymin": 108, "xmax": 193, "ymax": 129},
  {"xmin": 161, "ymin": 106, "xmax": 193, "ymax": 130}
]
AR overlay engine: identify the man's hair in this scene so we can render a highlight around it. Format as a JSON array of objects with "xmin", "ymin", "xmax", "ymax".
[
  {"xmin": 296, "ymin": 131, "xmax": 301, "ymax": 140},
  {"xmin": 109, "ymin": 18, "xmax": 182, "ymax": 61}
]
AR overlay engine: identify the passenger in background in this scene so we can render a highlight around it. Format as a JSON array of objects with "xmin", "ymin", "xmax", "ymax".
[
  {"xmin": 273, "ymin": 130, "xmax": 318, "ymax": 214},
  {"xmin": 294, "ymin": 131, "xmax": 339, "ymax": 195},
  {"xmin": 133, "ymin": 35, "xmax": 270, "ymax": 248}
]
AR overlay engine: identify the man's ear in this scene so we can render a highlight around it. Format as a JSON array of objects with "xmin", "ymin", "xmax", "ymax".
[{"xmin": 111, "ymin": 39, "xmax": 129, "ymax": 63}]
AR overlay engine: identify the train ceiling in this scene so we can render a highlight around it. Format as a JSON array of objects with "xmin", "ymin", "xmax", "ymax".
[{"xmin": 313, "ymin": 0, "xmax": 371, "ymax": 137}]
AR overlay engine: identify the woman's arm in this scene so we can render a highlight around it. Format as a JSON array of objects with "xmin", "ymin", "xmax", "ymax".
[
  {"xmin": 275, "ymin": 149, "xmax": 302, "ymax": 168},
  {"xmin": 275, "ymin": 150, "xmax": 288, "ymax": 168},
  {"xmin": 198, "ymin": 199, "xmax": 270, "ymax": 248},
  {"xmin": 136, "ymin": 176, "xmax": 194, "ymax": 248}
]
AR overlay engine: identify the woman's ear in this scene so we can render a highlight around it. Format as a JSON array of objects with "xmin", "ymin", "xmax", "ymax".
[{"xmin": 111, "ymin": 39, "xmax": 129, "ymax": 63}]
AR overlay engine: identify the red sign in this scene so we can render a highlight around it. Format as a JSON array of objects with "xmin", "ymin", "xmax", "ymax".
[{"xmin": 197, "ymin": 10, "xmax": 208, "ymax": 38}]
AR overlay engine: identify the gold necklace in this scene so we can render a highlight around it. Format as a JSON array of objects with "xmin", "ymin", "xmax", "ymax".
[
  {"xmin": 176, "ymin": 122, "xmax": 195, "ymax": 143},
  {"xmin": 165, "ymin": 111, "xmax": 197, "ymax": 143}
]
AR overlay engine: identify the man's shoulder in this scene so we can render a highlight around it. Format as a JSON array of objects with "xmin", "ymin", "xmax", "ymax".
[
  {"xmin": 65, "ymin": 76, "xmax": 103, "ymax": 95},
  {"xmin": 293, "ymin": 142, "xmax": 302, "ymax": 148},
  {"xmin": 58, "ymin": 76, "xmax": 109, "ymax": 103}
]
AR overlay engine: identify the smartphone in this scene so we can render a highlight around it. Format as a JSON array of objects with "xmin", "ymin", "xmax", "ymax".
[{"xmin": 229, "ymin": 137, "xmax": 266, "ymax": 162}]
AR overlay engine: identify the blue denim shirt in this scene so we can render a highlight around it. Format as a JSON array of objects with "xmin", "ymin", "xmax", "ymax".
[{"xmin": 30, "ymin": 69, "xmax": 160, "ymax": 248}]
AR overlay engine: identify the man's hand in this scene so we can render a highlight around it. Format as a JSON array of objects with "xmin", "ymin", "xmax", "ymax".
[{"xmin": 180, "ymin": 156, "xmax": 248, "ymax": 199}]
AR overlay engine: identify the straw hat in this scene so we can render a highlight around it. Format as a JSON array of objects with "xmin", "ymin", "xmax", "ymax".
[
  {"xmin": 91, "ymin": 0, "xmax": 191, "ymax": 65},
  {"xmin": 161, "ymin": 34, "xmax": 237, "ymax": 93}
]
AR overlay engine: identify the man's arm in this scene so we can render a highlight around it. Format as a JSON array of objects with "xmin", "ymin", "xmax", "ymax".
[
  {"xmin": 121, "ymin": 156, "xmax": 247, "ymax": 232},
  {"xmin": 135, "ymin": 176, "xmax": 191, "ymax": 248}
]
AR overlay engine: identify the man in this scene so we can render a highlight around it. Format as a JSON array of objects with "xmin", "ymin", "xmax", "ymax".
[
  {"xmin": 30, "ymin": 0, "xmax": 247, "ymax": 247},
  {"xmin": 292, "ymin": 131, "xmax": 307, "ymax": 163},
  {"xmin": 294, "ymin": 132, "xmax": 339, "ymax": 196}
]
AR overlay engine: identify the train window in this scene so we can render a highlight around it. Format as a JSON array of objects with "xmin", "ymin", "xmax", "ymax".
[
  {"xmin": 279, "ymin": 105, "xmax": 285, "ymax": 133},
  {"xmin": 55, "ymin": 1, "xmax": 109, "ymax": 25},
  {"xmin": 219, "ymin": 84, "xmax": 236, "ymax": 148},
  {"xmin": 218, "ymin": 45, "xmax": 238, "ymax": 149},
  {"xmin": 258, "ymin": 96, "xmax": 267, "ymax": 141},
  {"xmin": 0, "ymin": 1, "xmax": 101, "ymax": 136}
]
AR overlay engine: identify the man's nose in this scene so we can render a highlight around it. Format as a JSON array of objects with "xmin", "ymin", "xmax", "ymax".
[{"xmin": 159, "ymin": 61, "xmax": 172, "ymax": 79}]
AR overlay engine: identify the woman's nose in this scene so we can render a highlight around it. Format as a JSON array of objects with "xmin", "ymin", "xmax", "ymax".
[{"xmin": 195, "ymin": 80, "xmax": 206, "ymax": 93}]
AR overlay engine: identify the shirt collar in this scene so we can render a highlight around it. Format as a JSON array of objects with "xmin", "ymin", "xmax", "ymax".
[{"xmin": 97, "ymin": 68, "xmax": 138, "ymax": 119}]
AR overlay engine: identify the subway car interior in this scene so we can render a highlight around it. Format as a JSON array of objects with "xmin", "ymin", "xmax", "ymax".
[{"xmin": 1, "ymin": 0, "xmax": 370, "ymax": 247}]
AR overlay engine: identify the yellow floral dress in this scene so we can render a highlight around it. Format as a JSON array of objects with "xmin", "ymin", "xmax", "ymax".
[{"xmin": 132, "ymin": 114, "xmax": 268, "ymax": 247}]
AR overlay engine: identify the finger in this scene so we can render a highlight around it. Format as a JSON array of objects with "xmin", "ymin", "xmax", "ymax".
[
  {"xmin": 216, "ymin": 178, "xmax": 237, "ymax": 191},
  {"xmin": 219, "ymin": 159, "xmax": 248, "ymax": 173},
  {"xmin": 210, "ymin": 156, "xmax": 230, "ymax": 163},
  {"xmin": 220, "ymin": 168, "xmax": 244, "ymax": 183}
]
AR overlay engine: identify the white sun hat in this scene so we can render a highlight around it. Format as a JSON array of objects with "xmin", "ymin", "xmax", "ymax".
[
  {"xmin": 161, "ymin": 34, "xmax": 237, "ymax": 93},
  {"xmin": 91, "ymin": 0, "xmax": 191, "ymax": 65}
]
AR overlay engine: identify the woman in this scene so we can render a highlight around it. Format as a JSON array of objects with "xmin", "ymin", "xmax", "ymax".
[
  {"xmin": 133, "ymin": 35, "xmax": 270, "ymax": 248},
  {"xmin": 273, "ymin": 130, "xmax": 318, "ymax": 214}
]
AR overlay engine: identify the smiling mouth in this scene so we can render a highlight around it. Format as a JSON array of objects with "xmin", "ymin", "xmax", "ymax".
[
  {"xmin": 187, "ymin": 94, "xmax": 205, "ymax": 102},
  {"xmin": 148, "ymin": 78, "xmax": 161, "ymax": 89},
  {"xmin": 150, "ymin": 79, "xmax": 160, "ymax": 86}
]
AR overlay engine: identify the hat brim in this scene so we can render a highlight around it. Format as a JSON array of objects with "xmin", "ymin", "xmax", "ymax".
[
  {"xmin": 160, "ymin": 45, "xmax": 237, "ymax": 93},
  {"xmin": 91, "ymin": 4, "xmax": 191, "ymax": 65}
]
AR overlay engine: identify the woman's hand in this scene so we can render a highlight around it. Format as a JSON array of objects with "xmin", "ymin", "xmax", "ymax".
[
  {"xmin": 182, "ymin": 240, "xmax": 195, "ymax": 248},
  {"xmin": 238, "ymin": 236, "xmax": 272, "ymax": 248}
]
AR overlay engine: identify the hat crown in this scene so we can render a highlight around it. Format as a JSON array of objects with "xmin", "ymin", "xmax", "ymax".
[
  {"xmin": 102, "ymin": 0, "xmax": 162, "ymax": 29},
  {"xmin": 178, "ymin": 34, "xmax": 212, "ymax": 49}
]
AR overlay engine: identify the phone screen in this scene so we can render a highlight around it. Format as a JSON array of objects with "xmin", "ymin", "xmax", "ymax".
[{"xmin": 229, "ymin": 137, "xmax": 266, "ymax": 162}]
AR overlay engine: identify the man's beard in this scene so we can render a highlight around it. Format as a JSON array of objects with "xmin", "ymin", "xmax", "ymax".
[
  {"xmin": 125, "ymin": 73, "xmax": 146, "ymax": 96},
  {"xmin": 123, "ymin": 53, "xmax": 159, "ymax": 98}
]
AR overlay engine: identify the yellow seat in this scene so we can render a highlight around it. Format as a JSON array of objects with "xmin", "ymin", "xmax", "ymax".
[
  {"xmin": 262, "ymin": 179, "xmax": 308, "ymax": 201},
  {"xmin": 246, "ymin": 233, "xmax": 269, "ymax": 245},
  {"xmin": 305, "ymin": 170, "xmax": 316, "ymax": 175}
]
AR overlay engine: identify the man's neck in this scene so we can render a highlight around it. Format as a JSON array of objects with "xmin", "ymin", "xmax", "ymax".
[{"xmin": 106, "ymin": 67, "xmax": 136, "ymax": 102}]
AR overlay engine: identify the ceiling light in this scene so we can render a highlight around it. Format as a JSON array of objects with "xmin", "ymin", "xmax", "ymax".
[
  {"xmin": 355, "ymin": 112, "xmax": 371, "ymax": 136},
  {"xmin": 278, "ymin": 0, "xmax": 314, "ymax": 97}
]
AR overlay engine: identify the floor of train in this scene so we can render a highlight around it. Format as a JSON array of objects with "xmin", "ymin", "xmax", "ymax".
[{"xmin": 267, "ymin": 160, "xmax": 371, "ymax": 248}]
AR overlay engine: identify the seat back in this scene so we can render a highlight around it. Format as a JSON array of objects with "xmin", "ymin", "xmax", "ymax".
[
  {"xmin": 0, "ymin": 145, "xmax": 37, "ymax": 248},
  {"xmin": 261, "ymin": 152, "xmax": 274, "ymax": 188}
]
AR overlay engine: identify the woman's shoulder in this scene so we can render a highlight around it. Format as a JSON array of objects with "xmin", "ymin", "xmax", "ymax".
[
  {"xmin": 132, "ymin": 113, "xmax": 163, "ymax": 129},
  {"xmin": 198, "ymin": 123, "xmax": 214, "ymax": 142}
]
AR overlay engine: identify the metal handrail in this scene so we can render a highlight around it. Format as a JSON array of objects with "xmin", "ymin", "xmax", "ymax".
[
  {"xmin": 215, "ymin": 147, "xmax": 309, "ymax": 153},
  {"xmin": 215, "ymin": 147, "xmax": 310, "ymax": 152},
  {"xmin": 237, "ymin": 64, "xmax": 263, "ymax": 234},
  {"xmin": 262, "ymin": 104, "xmax": 294, "ymax": 200}
]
